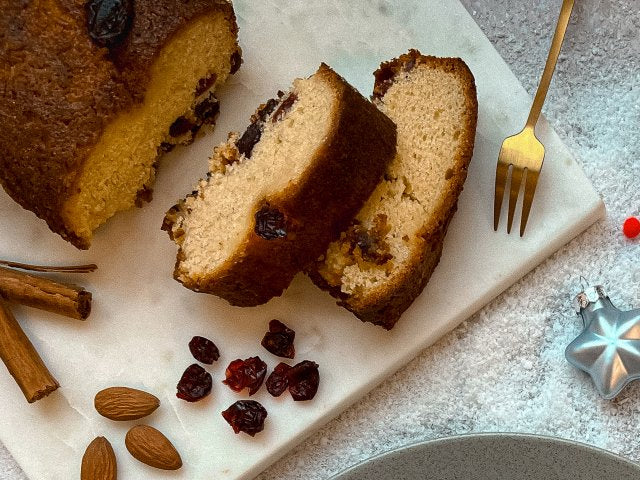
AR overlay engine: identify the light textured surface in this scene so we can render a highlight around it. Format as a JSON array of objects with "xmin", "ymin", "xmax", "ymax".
[
  {"xmin": 256, "ymin": 1, "xmax": 640, "ymax": 479},
  {"xmin": 0, "ymin": 0, "xmax": 636, "ymax": 479}
]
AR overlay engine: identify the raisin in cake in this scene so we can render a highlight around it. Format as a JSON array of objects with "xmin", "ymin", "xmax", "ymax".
[
  {"xmin": 309, "ymin": 50, "xmax": 478, "ymax": 329},
  {"xmin": 0, "ymin": 0, "xmax": 241, "ymax": 249},
  {"xmin": 163, "ymin": 64, "xmax": 396, "ymax": 306}
]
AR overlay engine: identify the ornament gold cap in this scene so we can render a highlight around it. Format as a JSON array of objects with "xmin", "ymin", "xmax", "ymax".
[{"xmin": 574, "ymin": 285, "xmax": 606, "ymax": 312}]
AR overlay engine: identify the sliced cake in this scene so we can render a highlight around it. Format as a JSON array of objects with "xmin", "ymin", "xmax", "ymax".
[
  {"xmin": 309, "ymin": 50, "xmax": 478, "ymax": 329},
  {"xmin": 0, "ymin": 0, "xmax": 241, "ymax": 248},
  {"xmin": 163, "ymin": 64, "xmax": 396, "ymax": 306}
]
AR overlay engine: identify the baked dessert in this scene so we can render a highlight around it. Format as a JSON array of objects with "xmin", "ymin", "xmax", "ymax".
[
  {"xmin": 0, "ymin": 0, "xmax": 241, "ymax": 249},
  {"xmin": 163, "ymin": 64, "xmax": 396, "ymax": 306},
  {"xmin": 309, "ymin": 50, "xmax": 478, "ymax": 329}
]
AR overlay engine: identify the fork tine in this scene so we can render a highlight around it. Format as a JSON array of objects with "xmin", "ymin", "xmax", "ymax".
[
  {"xmin": 506, "ymin": 166, "xmax": 524, "ymax": 234},
  {"xmin": 520, "ymin": 168, "xmax": 540, "ymax": 237},
  {"xmin": 493, "ymin": 162, "xmax": 510, "ymax": 230}
]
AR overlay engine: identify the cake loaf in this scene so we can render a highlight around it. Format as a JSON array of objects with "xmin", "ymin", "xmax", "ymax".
[
  {"xmin": 310, "ymin": 50, "xmax": 478, "ymax": 329},
  {"xmin": 163, "ymin": 64, "xmax": 396, "ymax": 306},
  {"xmin": 0, "ymin": 0, "xmax": 241, "ymax": 248}
]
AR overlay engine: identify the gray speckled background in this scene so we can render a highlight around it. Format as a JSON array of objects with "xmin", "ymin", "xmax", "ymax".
[{"xmin": 1, "ymin": 0, "xmax": 638, "ymax": 478}]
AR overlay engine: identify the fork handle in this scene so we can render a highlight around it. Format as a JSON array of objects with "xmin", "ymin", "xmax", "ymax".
[{"xmin": 525, "ymin": 0, "xmax": 575, "ymax": 130}]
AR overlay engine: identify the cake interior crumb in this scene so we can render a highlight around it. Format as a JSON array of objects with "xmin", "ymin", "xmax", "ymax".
[
  {"xmin": 62, "ymin": 12, "xmax": 238, "ymax": 243},
  {"xmin": 171, "ymin": 73, "xmax": 335, "ymax": 280},
  {"xmin": 317, "ymin": 62, "xmax": 475, "ymax": 297}
]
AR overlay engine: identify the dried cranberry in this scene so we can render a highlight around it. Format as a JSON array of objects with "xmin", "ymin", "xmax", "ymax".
[
  {"xmin": 236, "ymin": 122, "xmax": 262, "ymax": 158},
  {"xmin": 194, "ymin": 96, "xmax": 220, "ymax": 123},
  {"xmin": 230, "ymin": 50, "xmax": 242, "ymax": 74},
  {"xmin": 169, "ymin": 116, "xmax": 195, "ymax": 137},
  {"xmin": 86, "ymin": 0, "xmax": 133, "ymax": 48},
  {"xmin": 266, "ymin": 362, "xmax": 291, "ymax": 397},
  {"xmin": 223, "ymin": 356, "xmax": 267, "ymax": 395},
  {"xmin": 195, "ymin": 73, "xmax": 218, "ymax": 97},
  {"xmin": 261, "ymin": 319, "xmax": 295, "ymax": 358},
  {"xmin": 287, "ymin": 360, "xmax": 319, "ymax": 401},
  {"xmin": 189, "ymin": 336, "xmax": 220, "ymax": 364},
  {"xmin": 222, "ymin": 400, "xmax": 267, "ymax": 436},
  {"xmin": 176, "ymin": 364, "xmax": 212, "ymax": 402},
  {"xmin": 271, "ymin": 93, "xmax": 298, "ymax": 122},
  {"xmin": 254, "ymin": 206, "xmax": 287, "ymax": 240}
]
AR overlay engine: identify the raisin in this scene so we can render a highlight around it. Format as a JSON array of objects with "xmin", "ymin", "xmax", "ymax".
[
  {"xmin": 189, "ymin": 123, "xmax": 202, "ymax": 138},
  {"xmin": 159, "ymin": 142, "xmax": 175, "ymax": 153},
  {"xmin": 254, "ymin": 206, "xmax": 287, "ymax": 240},
  {"xmin": 195, "ymin": 73, "xmax": 218, "ymax": 97},
  {"xmin": 230, "ymin": 50, "xmax": 242, "ymax": 74},
  {"xmin": 194, "ymin": 96, "xmax": 220, "ymax": 123},
  {"xmin": 271, "ymin": 93, "xmax": 298, "ymax": 123},
  {"xmin": 261, "ymin": 320, "xmax": 295, "ymax": 358},
  {"xmin": 256, "ymin": 98, "xmax": 279, "ymax": 122},
  {"xmin": 189, "ymin": 336, "xmax": 220, "ymax": 364},
  {"xmin": 134, "ymin": 185, "xmax": 152, "ymax": 207},
  {"xmin": 223, "ymin": 357, "xmax": 267, "ymax": 395},
  {"xmin": 169, "ymin": 116, "xmax": 195, "ymax": 137},
  {"xmin": 236, "ymin": 122, "xmax": 262, "ymax": 158},
  {"xmin": 287, "ymin": 360, "xmax": 319, "ymax": 401},
  {"xmin": 353, "ymin": 229, "xmax": 391, "ymax": 265},
  {"xmin": 222, "ymin": 400, "xmax": 267, "ymax": 436},
  {"xmin": 176, "ymin": 364, "xmax": 212, "ymax": 402},
  {"xmin": 266, "ymin": 362, "xmax": 291, "ymax": 397},
  {"xmin": 372, "ymin": 65, "xmax": 396, "ymax": 99},
  {"xmin": 404, "ymin": 58, "xmax": 416, "ymax": 72},
  {"xmin": 86, "ymin": 0, "xmax": 133, "ymax": 48},
  {"xmin": 347, "ymin": 215, "xmax": 393, "ymax": 265}
]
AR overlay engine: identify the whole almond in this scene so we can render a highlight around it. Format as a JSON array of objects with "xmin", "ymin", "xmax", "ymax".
[
  {"xmin": 95, "ymin": 387, "xmax": 160, "ymax": 421},
  {"xmin": 81, "ymin": 436, "xmax": 117, "ymax": 480},
  {"xmin": 125, "ymin": 425, "xmax": 182, "ymax": 470}
]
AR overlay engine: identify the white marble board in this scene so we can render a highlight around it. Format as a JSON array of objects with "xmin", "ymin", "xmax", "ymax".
[{"xmin": 0, "ymin": 0, "xmax": 604, "ymax": 479}]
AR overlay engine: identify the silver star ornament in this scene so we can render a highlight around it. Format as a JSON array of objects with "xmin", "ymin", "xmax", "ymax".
[{"xmin": 565, "ymin": 285, "xmax": 640, "ymax": 400}]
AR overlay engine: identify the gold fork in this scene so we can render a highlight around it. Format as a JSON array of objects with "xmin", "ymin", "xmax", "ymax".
[{"xmin": 494, "ymin": 0, "xmax": 575, "ymax": 236}]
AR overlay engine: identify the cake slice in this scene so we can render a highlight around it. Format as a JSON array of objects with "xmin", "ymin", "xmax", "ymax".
[
  {"xmin": 163, "ymin": 64, "xmax": 396, "ymax": 306},
  {"xmin": 0, "ymin": 0, "xmax": 241, "ymax": 249},
  {"xmin": 309, "ymin": 50, "xmax": 478, "ymax": 329}
]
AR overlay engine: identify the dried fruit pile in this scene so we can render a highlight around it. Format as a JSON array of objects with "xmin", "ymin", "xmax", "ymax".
[
  {"xmin": 80, "ymin": 320, "xmax": 322, "ymax": 475},
  {"xmin": 173, "ymin": 320, "xmax": 321, "ymax": 437}
]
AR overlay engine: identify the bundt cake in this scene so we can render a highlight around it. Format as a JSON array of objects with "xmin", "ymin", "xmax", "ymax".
[
  {"xmin": 309, "ymin": 50, "xmax": 478, "ymax": 329},
  {"xmin": 163, "ymin": 64, "xmax": 397, "ymax": 307},
  {"xmin": 0, "ymin": 0, "xmax": 241, "ymax": 248}
]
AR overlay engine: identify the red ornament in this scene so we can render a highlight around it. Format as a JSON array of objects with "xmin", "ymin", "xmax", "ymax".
[{"xmin": 623, "ymin": 217, "xmax": 640, "ymax": 239}]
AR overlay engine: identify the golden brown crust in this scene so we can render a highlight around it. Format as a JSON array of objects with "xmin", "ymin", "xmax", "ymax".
[
  {"xmin": 166, "ymin": 64, "xmax": 397, "ymax": 306},
  {"xmin": 309, "ymin": 51, "xmax": 478, "ymax": 329},
  {"xmin": 0, "ymin": 0, "xmax": 240, "ymax": 248}
]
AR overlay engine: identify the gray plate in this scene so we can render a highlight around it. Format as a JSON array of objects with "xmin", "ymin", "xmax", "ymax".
[{"xmin": 330, "ymin": 433, "xmax": 640, "ymax": 480}]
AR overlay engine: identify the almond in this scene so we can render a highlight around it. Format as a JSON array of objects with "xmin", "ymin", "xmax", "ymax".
[
  {"xmin": 81, "ymin": 436, "xmax": 117, "ymax": 480},
  {"xmin": 94, "ymin": 387, "xmax": 160, "ymax": 421},
  {"xmin": 125, "ymin": 425, "xmax": 182, "ymax": 470}
]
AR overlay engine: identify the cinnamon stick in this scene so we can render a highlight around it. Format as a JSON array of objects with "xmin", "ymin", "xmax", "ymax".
[
  {"xmin": 0, "ymin": 301, "xmax": 59, "ymax": 403},
  {"xmin": 0, "ymin": 266, "xmax": 92, "ymax": 320},
  {"xmin": 0, "ymin": 260, "xmax": 97, "ymax": 273}
]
